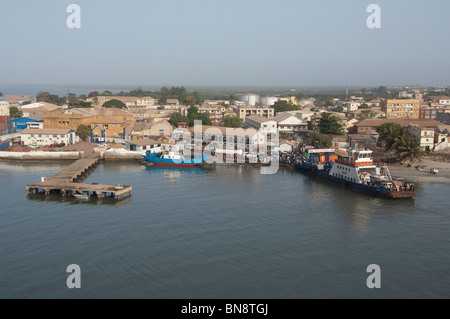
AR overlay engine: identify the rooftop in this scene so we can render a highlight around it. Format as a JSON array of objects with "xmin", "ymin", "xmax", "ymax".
[
  {"xmin": 356, "ymin": 118, "xmax": 441, "ymax": 127},
  {"xmin": 21, "ymin": 128, "xmax": 73, "ymax": 134},
  {"xmin": 245, "ymin": 115, "xmax": 276, "ymax": 123},
  {"xmin": 128, "ymin": 139, "xmax": 161, "ymax": 146}
]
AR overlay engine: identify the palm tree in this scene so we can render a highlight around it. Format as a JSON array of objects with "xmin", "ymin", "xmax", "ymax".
[
  {"xmin": 379, "ymin": 124, "xmax": 406, "ymax": 151},
  {"xmin": 395, "ymin": 136, "xmax": 424, "ymax": 165}
]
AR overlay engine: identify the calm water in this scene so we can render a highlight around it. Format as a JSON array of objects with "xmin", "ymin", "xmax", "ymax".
[{"xmin": 0, "ymin": 160, "xmax": 449, "ymax": 298}]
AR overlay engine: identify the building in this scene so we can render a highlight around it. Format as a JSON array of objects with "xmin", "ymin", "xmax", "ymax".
[
  {"xmin": 437, "ymin": 96, "xmax": 450, "ymax": 105},
  {"xmin": 0, "ymin": 99, "xmax": 10, "ymax": 116},
  {"xmin": 407, "ymin": 125, "xmax": 435, "ymax": 151},
  {"xmin": 355, "ymin": 118, "xmax": 441, "ymax": 134},
  {"xmin": 272, "ymin": 113, "xmax": 308, "ymax": 135},
  {"xmin": 91, "ymin": 118, "xmax": 127, "ymax": 139},
  {"xmin": 20, "ymin": 128, "xmax": 78, "ymax": 146},
  {"xmin": 279, "ymin": 140, "xmax": 297, "ymax": 152},
  {"xmin": 129, "ymin": 139, "xmax": 162, "ymax": 153},
  {"xmin": 245, "ymin": 115, "xmax": 278, "ymax": 135},
  {"xmin": 339, "ymin": 101, "xmax": 361, "ymax": 112},
  {"xmin": 87, "ymin": 96, "xmax": 142, "ymax": 107},
  {"xmin": 1, "ymin": 95, "xmax": 34, "ymax": 106},
  {"xmin": 198, "ymin": 104, "xmax": 226, "ymax": 125},
  {"xmin": 0, "ymin": 116, "xmax": 14, "ymax": 135},
  {"xmin": 132, "ymin": 119, "xmax": 173, "ymax": 137},
  {"xmin": 166, "ymin": 99, "xmax": 180, "ymax": 106},
  {"xmin": 419, "ymin": 105, "xmax": 447, "ymax": 119},
  {"xmin": 238, "ymin": 106, "xmax": 274, "ymax": 120},
  {"xmin": 381, "ymin": 99, "xmax": 420, "ymax": 119},
  {"xmin": 19, "ymin": 102, "xmax": 61, "ymax": 118},
  {"xmin": 45, "ymin": 107, "xmax": 135, "ymax": 133},
  {"xmin": 192, "ymin": 125, "xmax": 268, "ymax": 151},
  {"xmin": 11, "ymin": 117, "xmax": 43, "ymax": 131},
  {"xmin": 135, "ymin": 97, "xmax": 157, "ymax": 107}
]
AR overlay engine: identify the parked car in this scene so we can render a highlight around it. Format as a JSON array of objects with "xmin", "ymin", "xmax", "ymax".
[{"xmin": 29, "ymin": 144, "xmax": 40, "ymax": 149}]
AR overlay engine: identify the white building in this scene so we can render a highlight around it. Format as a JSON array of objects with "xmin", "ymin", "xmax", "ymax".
[
  {"xmin": 245, "ymin": 115, "xmax": 278, "ymax": 135},
  {"xmin": 135, "ymin": 97, "xmax": 157, "ymax": 107},
  {"xmin": 438, "ymin": 96, "xmax": 450, "ymax": 105},
  {"xmin": 297, "ymin": 98, "xmax": 316, "ymax": 107},
  {"xmin": 279, "ymin": 140, "xmax": 298, "ymax": 152},
  {"xmin": 238, "ymin": 106, "xmax": 274, "ymax": 120},
  {"xmin": 339, "ymin": 101, "xmax": 361, "ymax": 112},
  {"xmin": 272, "ymin": 113, "xmax": 308, "ymax": 134},
  {"xmin": 0, "ymin": 99, "xmax": 9, "ymax": 116},
  {"xmin": 20, "ymin": 128, "xmax": 78, "ymax": 146},
  {"xmin": 407, "ymin": 125, "xmax": 435, "ymax": 151}
]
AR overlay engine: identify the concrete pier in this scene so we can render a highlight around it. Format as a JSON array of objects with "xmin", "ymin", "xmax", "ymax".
[{"xmin": 26, "ymin": 158, "xmax": 132, "ymax": 200}]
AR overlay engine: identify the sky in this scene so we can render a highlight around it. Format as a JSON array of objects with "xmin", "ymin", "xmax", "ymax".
[{"xmin": 0, "ymin": 0, "xmax": 449, "ymax": 88}]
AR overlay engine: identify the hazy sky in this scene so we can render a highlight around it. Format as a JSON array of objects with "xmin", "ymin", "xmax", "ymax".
[{"xmin": 1, "ymin": 0, "xmax": 449, "ymax": 88}]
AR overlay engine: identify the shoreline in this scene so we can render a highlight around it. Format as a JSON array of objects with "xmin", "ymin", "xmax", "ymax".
[{"xmin": 388, "ymin": 159, "xmax": 450, "ymax": 183}]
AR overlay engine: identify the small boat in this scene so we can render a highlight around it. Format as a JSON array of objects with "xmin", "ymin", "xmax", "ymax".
[
  {"xmin": 140, "ymin": 144, "xmax": 210, "ymax": 167},
  {"xmin": 430, "ymin": 167, "xmax": 439, "ymax": 174},
  {"xmin": 73, "ymin": 193, "xmax": 89, "ymax": 200}
]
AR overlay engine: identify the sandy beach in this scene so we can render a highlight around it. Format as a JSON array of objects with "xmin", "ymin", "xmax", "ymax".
[{"xmin": 388, "ymin": 159, "xmax": 450, "ymax": 183}]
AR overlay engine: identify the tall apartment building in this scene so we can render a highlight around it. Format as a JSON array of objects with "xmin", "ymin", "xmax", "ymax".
[{"xmin": 381, "ymin": 99, "xmax": 420, "ymax": 119}]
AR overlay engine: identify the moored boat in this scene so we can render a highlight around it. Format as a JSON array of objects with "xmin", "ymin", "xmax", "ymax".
[
  {"xmin": 140, "ymin": 145, "xmax": 210, "ymax": 167},
  {"xmin": 314, "ymin": 148, "xmax": 415, "ymax": 199}
]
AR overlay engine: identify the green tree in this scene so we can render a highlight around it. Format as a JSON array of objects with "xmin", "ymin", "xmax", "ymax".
[
  {"xmin": 21, "ymin": 101, "xmax": 32, "ymax": 106},
  {"xmin": 69, "ymin": 100, "xmax": 92, "ymax": 109},
  {"xmin": 9, "ymin": 106, "xmax": 22, "ymax": 119},
  {"xmin": 377, "ymin": 86, "xmax": 388, "ymax": 95},
  {"xmin": 317, "ymin": 113, "xmax": 344, "ymax": 135},
  {"xmin": 229, "ymin": 95, "xmax": 237, "ymax": 106},
  {"xmin": 102, "ymin": 99, "xmax": 126, "ymax": 109},
  {"xmin": 334, "ymin": 106, "xmax": 344, "ymax": 113},
  {"xmin": 76, "ymin": 124, "xmax": 91, "ymax": 142},
  {"xmin": 101, "ymin": 90, "xmax": 114, "ymax": 96},
  {"xmin": 0, "ymin": 92, "xmax": 3, "ymax": 96},
  {"xmin": 358, "ymin": 103, "xmax": 370, "ymax": 109},
  {"xmin": 186, "ymin": 106, "xmax": 211, "ymax": 126},
  {"xmin": 395, "ymin": 136, "xmax": 424, "ymax": 164},
  {"xmin": 79, "ymin": 94, "xmax": 87, "ymax": 100},
  {"xmin": 36, "ymin": 91, "xmax": 66, "ymax": 106},
  {"xmin": 224, "ymin": 117, "xmax": 243, "ymax": 128},
  {"xmin": 377, "ymin": 123, "xmax": 406, "ymax": 151},
  {"xmin": 324, "ymin": 101, "xmax": 334, "ymax": 108},
  {"xmin": 169, "ymin": 112, "xmax": 189, "ymax": 126},
  {"xmin": 88, "ymin": 91, "xmax": 100, "ymax": 98},
  {"xmin": 305, "ymin": 132, "xmax": 333, "ymax": 148},
  {"xmin": 271, "ymin": 100, "xmax": 299, "ymax": 114},
  {"xmin": 359, "ymin": 109, "xmax": 377, "ymax": 119}
]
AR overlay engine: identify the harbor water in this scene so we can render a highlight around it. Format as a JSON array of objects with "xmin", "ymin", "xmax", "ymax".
[{"xmin": 0, "ymin": 160, "xmax": 449, "ymax": 298}]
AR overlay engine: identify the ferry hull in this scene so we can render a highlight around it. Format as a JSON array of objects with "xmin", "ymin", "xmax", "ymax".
[{"xmin": 315, "ymin": 169, "xmax": 415, "ymax": 199}]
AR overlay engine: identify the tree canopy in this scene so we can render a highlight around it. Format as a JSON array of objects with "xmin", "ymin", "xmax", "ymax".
[
  {"xmin": 88, "ymin": 91, "xmax": 100, "ymax": 98},
  {"xmin": 305, "ymin": 132, "xmax": 333, "ymax": 148},
  {"xmin": 36, "ymin": 91, "xmax": 66, "ymax": 106},
  {"xmin": 317, "ymin": 113, "xmax": 344, "ymax": 135},
  {"xmin": 102, "ymin": 99, "xmax": 126, "ymax": 109},
  {"xmin": 9, "ymin": 106, "xmax": 22, "ymax": 119},
  {"xmin": 76, "ymin": 124, "xmax": 91, "ymax": 142},
  {"xmin": 169, "ymin": 112, "xmax": 188, "ymax": 126},
  {"xmin": 271, "ymin": 100, "xmax": 299, "ymax": 114},
  {"xmin": 224, "ymin": 117, "xmax": 243, "ymax": 128}
]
